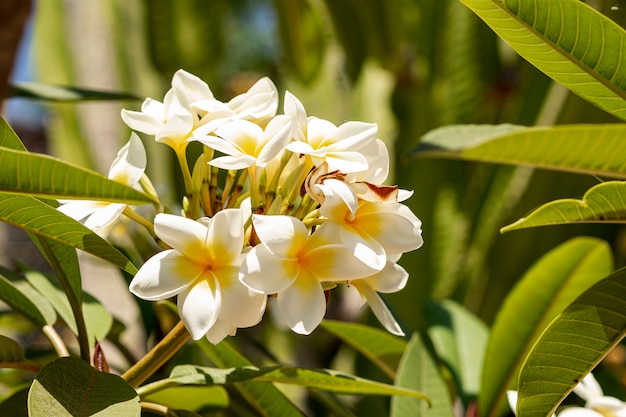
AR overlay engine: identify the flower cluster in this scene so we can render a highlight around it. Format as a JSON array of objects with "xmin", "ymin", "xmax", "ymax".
[
  {"xmin": 59, "ymin": 69, "xmax": 423, "ymax": 344},
  {"xmin": 508, "ymin": 373, "xmax": 626, "ymax": 417}
]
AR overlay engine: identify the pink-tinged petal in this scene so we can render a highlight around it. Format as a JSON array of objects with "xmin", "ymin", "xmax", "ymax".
[
  {"xmin": 120, "ymin": 109, "xmax": 162, "ymax": 135},
  {"xmin": 108, "ymin": 133, "xmax": 146, "ymax": 186},
  {"xmin": 362, "ymin": 260, "xmax": 409, "ymax": 293},
  {"xmin": 351, "ymin": 281, "xmax": 404, "ymax": 336},
  {"xmin": 252, "ymin": 214, "xmax": 307, "ymax": 258},
  {"xmin": 257, "ymin": 115, "xmax": 292, "ymax": 167},
  {"xmin": 354, "ymin": 203, "xmax": 423, "ymax": 255},
  {"xmin": 205, "ymin": 209, "xmax": 244, "ymax": 264},
  {"xmin": 318, "ymin": 179, "xmax": 357, "ymax": 221},
  {"xmin": 57, "ymin": 201, "xmax": 104, "ymax": 222},
  {"xmin": 153, "ymin": 214, "xmax": 208, "ymax": 264},
  {"xmin": 328, "ymin": 121, "xmax": 377, "ymax": 151},
  {"xmin": 178, "ymin": 277, "xmax": 221, "ymax": 340},
  {"xmin": 205, "ymin": 319, "xmax": 236, "ymax": 344},
  {"xmin": 84, "ymin": 203, "xmax": 126, "ymax": 230},
  {"xmin": 218, "ymin": 270, "xmax": 266, "ymax": 328},
  {"xmin": 129, "ymin": 250, "xmax": 199, "ymax": 300},
  {"xmin": 171, "ymin": 69, "xmax": 214, "ymax": 106},
  {"xmin": 240, "ymin": 245, "xmax": 299, "ymax": 294},
  {"xmin": 284, "ymin": 91, "xmax": 307, "ymax": 141},
  {"xmin": 276, "ymin": 271, "xmax": 326, "ymax": 335},
  {"xmin": 209, "ymin": 155, "xmax": 255, "ymax": 170}
]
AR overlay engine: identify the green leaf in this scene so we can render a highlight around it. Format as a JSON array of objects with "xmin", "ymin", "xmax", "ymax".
[
  {"xmin": 517, "ymin": 267, "xmax": 626, "ymax": 417},
  {"xmin": 197, "ymin": 338, "xmax": 306, "ymax": 417},
  {"xmin": 426, "ymin": 300, "xmax": 489, "ymax": 401},
  {"xmin": 28, "ymin": 357, "xmax": 140, "ymax": 417},
  {"xmin": 320, "ymin": 320, "xmax": 407, "ymax": 379},
  {"xmin": 152, "ymin": 365, "xmax": 429, "ymax": 400},
  {"xmin": 459, "ymin": 0, "xmax": 626, "ymax": 120},
  {"xmin": 479, "ymin": 237, "xmax": 613, "ymax": 417},
  {"xmin": 142, "ymin": 385, "xmax": 229, "ymax": 413},
  {"xmin": 0, "ymin": 117, "xmax": 27, "ymax": 151},
  {"xmin": 413, "ymin": 124, "xmax": 626, "ymax": 179},
  {"xmin": 391, "ymin": 333, "xmax": 454, "ymax": 417},
  {"xmin": 0, "ymin": 193, "xmax": 137, "ymax": 275},
  {"xmin": 0, "ymin": 335, "xmax": 26, "ymax": 363},
  {"xmin": 0, "ymin": 147, "xmax": 153, "ymax": 204},
  {"xmin": 502, "ymin": 181, "xmax": 626, "ymax": 232},
  {"xmin": 0, "ymin": 267, "xmax": 55, "ymax": 328},
  {"xmin": 9, "ymin": 82, "xmax": 139, "ymax": 101},
  {"xmin": 0, "ymin": 386, "xmax": 29, "ymax": 417}
]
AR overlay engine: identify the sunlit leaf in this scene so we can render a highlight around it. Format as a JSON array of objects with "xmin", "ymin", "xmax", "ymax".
[
  {"xmin": 0, "ymin": 147, "xmax": 153, "ymax": 204},
  {"xmin": 28, "ymin": 357, "xmax": 140, "ymax": 416},
  {"xmin": 426, "ymin": 300, "xmax": 489, "ymax": 402},
  {"xmin": 517, "ymin": 267, "xmax": 626, "ymax": 417},
  {"xmin": 0, "ymin": 117, "xmax": 27, "ymax": 151},
  {"xmin": 391, "ymin": 333, "xmax": 453, "ymax": 417},
  {"xmin": 142, "ymin": 385, "xmax": 229, "ymax": 413},
  {"xmin": 459, "ymin": 0, "xmax": 626, "ymax": 120},
  {"xmin": 479, "ymin": 237, "xmax": 613, "ymax": 417},
  {"xmin": 9, "ymin": 82, "xmax": 139, "ymax": 101},
  {"xmin": 502, "ymin": 181, "xmax": 626, "ymax": 232},
  {"xmin": 320, "ymin": 320, "xmax": 407, "ymax": 379},
  {"xmin": 0, "ymin": 193, "xmax": 137, "ymax": 275},
  {"xmin": 413, "ymin": 124, "xmax": 626, "ymax": 179}
]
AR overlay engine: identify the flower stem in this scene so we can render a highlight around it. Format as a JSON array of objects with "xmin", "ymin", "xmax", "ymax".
[
  {"xmin": 42, "ymin": 324, "xmax": 70, "ymax": 357},
  {"xmin": 123, "ymin": 207, "xmax": 155, "ymax": 237},
  {"xmin": 122, "ymin": 321, "xmax": 190, "ymax": 388}
]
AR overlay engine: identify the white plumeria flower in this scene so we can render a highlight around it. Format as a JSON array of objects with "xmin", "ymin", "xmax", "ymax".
[
  {"xmin": 199, "ymin": 115, "xmax": 292, "ymax": 170},
  {"xmin": 284, "ymin": 91, "xmax": 378, "ymax": 174},
  {"xmin": 348, "ymin": 255, "xmax": 409, "ymax": 336},
  {"xmin": 129, "ymin": 210, "xmax": 266, "ymax": 342},
  {"xmin": 317, "ymin": 179, "xmax": 423, "ymax": 271},
  {"xmin": 121, "ymin": 70, "xmax": 211, "ymax": 153},
  {"xmin": 239, "ymin": 215, "xmax": 376, "ymax": 335},
  {"xmin": 58, "ymin": 133, "xmax": 146, "ymax": 233}
]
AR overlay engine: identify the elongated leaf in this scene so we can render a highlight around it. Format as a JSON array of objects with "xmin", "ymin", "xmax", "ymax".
[
  {"xmin": 391, "ymin": 333, "xmax": 454, "ymax": 417},
  {"xmin": 0, "ymin": 335, "xmax": 26, "ymax": 363},
  {"xmin": 149, "ymin": 364, "xmax": 428, "ymax": 400},
  {"xmin": 28, "ymin": 356, "xmax": 140, "ymax": 416},
  {"xmin": 0, "ymin": 117, "xmax": 27, "ymax": 151},
  {"xmin": 142, "ymin": 385, "xmax": 229, "ymax": 413},
  {"xmin": 414, "ymin": 124, "xmax": 626, "ymax": 179},
  {"xmin": 9, "ymin": 82, "xmax": 139, "ymax": 101},
  {"xmin": 0, "ymin": 267, "xmax": 55, "ymax": 328},
  {"xmin": 502, "ymin": 181, "xmax": 626, "ymax": 232},
  {"xmin": 459, "ymin": 0, "xmax": 626, "ymax": 120},
  {"xmin": 426, "ymin": 300, "xmax": 489, "ymax": 402},
  {"xmin": 320, "ymin": 320, "xmax": 407, "ymax": 379},
  {"xmin": 479, "ymin": 237, "xmax": 612, "ymax": 417},
  {"xmin": 0, "ymin": 147, "xmax": 153, "ymax": 204},
  {"xmin": 0, "ymin": 193, "xmax": 137, "ymax": 275},
  {"xmin": 516, "ymin": 267, "xmax": 626, "ymax": 417},
  {"xmin": 197, "ymin": 338, "xmax": 306, "ymax": 417}
]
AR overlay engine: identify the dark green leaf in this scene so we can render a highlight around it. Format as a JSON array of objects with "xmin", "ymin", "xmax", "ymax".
[
  {"xmin": 0, "ymin": 117, "xmax": 26, "ymax": 151},
  {"xmin": 9, "ymin": 82, "xmax": 139, "ymax": 101},
  {"xmin": 0, "ymin": 335, "xmax": 26, "ymax": 363},
  {"xmin": 0, "ymin": 267, "xmax": 55, "ymax": 328}
]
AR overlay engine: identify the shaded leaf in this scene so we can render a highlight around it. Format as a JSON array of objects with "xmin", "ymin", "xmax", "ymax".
[
  {"xmin": 0, "ymin": 335, "xmax": 26, "ymax": 363},
  {"xmin": 0, "ymin": 386, "xmax": 29, "ymax": 417},
  {"xmin": 502, "ymin": 181, "xmax": 626, "ymax": 232},
  {"xmin": 479, "ymin": 237, "xmax": 613, "ymax": 417},
  {"xmin": 459, "ymin": 0, "xmax": 626, "ymax": 120},
  {"xmin": 28, "ymin": 357, "xmax": 140, "ymax": 416},
  {"xmin": 0, "ymin": 267, "xmax": 55, "ymax": 328},
  {"xmin": 413, "ymin": 124, "xmax": 626, "ymax": 179},
  {"xmin": 9, "ymin": 82, "xmax": 139, "ymax": 102},
  {"xmin": 0, "ymin": 147, "xmax": 154, "ymax": 204},
  {"xmin": 517, "ymin": 268, "xmax": 626, "ymax": 417},
  {"xmin": 391, "ymin": 333, "xmax": 454, "ymax": 417},
  {"xmin": 0, "ymin": 193, "xmax": 137, "ymax": 275},
  {"xmin": 320, "ymin": 320, "xmax": 407, "ymax": 379},
  {"xmin": 0, "ymin": 117, "xmax": 26, "ymax": 151}
]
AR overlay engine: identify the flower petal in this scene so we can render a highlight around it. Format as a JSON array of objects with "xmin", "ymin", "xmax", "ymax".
[
  {"xmin": 362, "ymin": 259, "xmax": 409, "ymax": 293},
  {"xmin": 218, "ymin": 268, "xmax": 266, "ymax": 328},
  {"xmin": 120, "ymin": 108, "xmax": 162, "ymax": 135},
  {"xmin": 329, "ymin": 121, "xmax": 377, "ymax": 151},
  {"xmin": 252, "ymin": 214, "xmax": 307, "ymax": 258},
  {"xmin": 574, "ymin": 373, "xmax": 604, "ymax": 402},
  {"xmin": 351, "ymin": 281, "xmax": 404, "ymax": 336},
  {"xmin": 256, "ymin": 115, "xmax": 292, "ymax": 167},
  {"xmin": 205, "ymin": 319, "xmax": 236, "ymax": 345},
  {"xmin": 83, "ymin": 203, "xmax": 126, "ymax": 230},
  {"xmin": 154, "ymin": 214, "xmax": 208, "ymax": 264},
  {"xmin": 276, "ymin": 271, "xmax": 326, "ymax": 335},
  {"xmin": 205, "ymin": 209, "xmax": 244, "ymax": 265},
  {"xmin": 284, "ymin": 91, "xmax": 307, "ymax": 142},
  {"xmin": 209, "ymin": 155, "xmax": 256, "ymax": 170},
  {"xmin": 57, "ymin": 201, "xmax": 104, "ymax": 222},
  {"xmin": 240, "ymin": 244, "xmax": 299, "ymax": 294},
  {"xmin": 178, "ymin": 277, "xmax": 221, "ymax": 340},
  {"xmin": 129, "ymin": 250, "xmax": 200, "ymax": 300},
  {"xmin": 171, "ymin": 69, "xmax": 214, "ymax": 107},
  {"xmin": 108, "ymin": 133, "xmax": 146, "ymax": 186}
]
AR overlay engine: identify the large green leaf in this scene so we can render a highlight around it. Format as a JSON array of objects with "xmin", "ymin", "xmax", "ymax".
[
  {"xmin": 0, "ymin": 193, "xmax": 137, "ymax": 275},
  {"xmin": 502, "ymin": 181, "xmax": 626, "ymax": 232},
  {"xmin": 140, "ymin": 364, "xmax": 429, "ymax": 401},
  {"xmin": 0, "ymin": 267, "xmax": 55, "ymax": 329},
  {"xmin": 516, "ymin": 267, "xmax": 626, "ymax": 417},
  {"xmin": 320, "ymin": 320, "xmax": 407, "ymax": 379},
  {"xmin": 0, "ymin": 117, "xmax": 27, "ymax": 151},
  {"xmin": 391, "ymin": 333, "xmax": 454, "ymax": 417},
  {"xmin": 28, "ymin": 357, "xmax": 140, "ymax": 416},
  {"xmin": 459, "ymin": 0, "xmax": 626, "ymax": 120},
  {"xmin": 426, "ymin": 300, "xmax": 489, "ymax": 402},
  {"xmin": 413, "ymin": 124, "xmax": 626, "ymax": 179},
  {"xmin": 141, "ymin": 385, "xmax": 229, "ymax": 413},
  {"xmin": 0, "ymin": 147, "xmax": 153, "ymax": 204},
  {"xmin": 9, "ymin": 82, "xmax": 139, "ymax": 101},
  {"xmin": 479, "ymin": 237, "xmax": 613, "ymax": 417}
]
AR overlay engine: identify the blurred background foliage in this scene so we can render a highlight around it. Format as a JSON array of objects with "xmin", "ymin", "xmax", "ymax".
[{"xmin": 3, "ymin": 0, "xmax": 626, "ymax": 415}]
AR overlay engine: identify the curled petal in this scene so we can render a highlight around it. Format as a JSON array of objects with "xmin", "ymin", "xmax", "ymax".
[
  {"xmin": 108, "ymin": 133, "xmax": 146, "ymax": 186},
  {"xmin": 178, "ymin": 277, "xmax": 221, "ymax": 340},
  {"xmin": 240, "ymin": 244, "xmax": 299, "ymax": 294},
  {"xmin": 286, "ymin": 141, "xmax": 325, "ymax": 158},
  {"xmin": 284, "ymin": 91, "xmax": 307, "ymax": 141},
  {"xmin": 154, "ymin": 214, "xmax": 208, "ymax": 264},
  {"xmin": 363, "ymin": 260, "xmax": 409, "ymax": 293},
  {"xmin": 172, "ymin": 69, "xmax": 214, "ymax": 107},
  {"xmin": 354, "ymin": 203, "xmax": 423, "ymax": 255},
  {"xmin": 57, "ymin": 201, "xmax": 104, "ymax": 222},
  {"xmin": 129, "ymin": 250, "xmax": 200, "ymax": 300},
  {"xmin": 84, "ymin": 203, "xmax": 126, "ymax": 230},
  {"xmin": 331, "ymin": 121, "xmax": 378, "ymax": 151},
  {"xmin": 205, "ymin": 319, "xmax": 237, "ymax": 345},
  {"xmin": 318, "ymin": 179, "xmax": 357, "ymax": 221},
  {"xmin": 351, "ymin": 281, "xmax": 404, "ymax": 336},
  {"xmin": 276, "ymin": 271, "xmax": 326, "ymax": 335},
  {"xmin": 120, "ymin": 108, "xmax": 162, "ymax": 136},
  {"xmin": 257, "ymin": 115, "xmax": 292, "ymax": 166}
]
